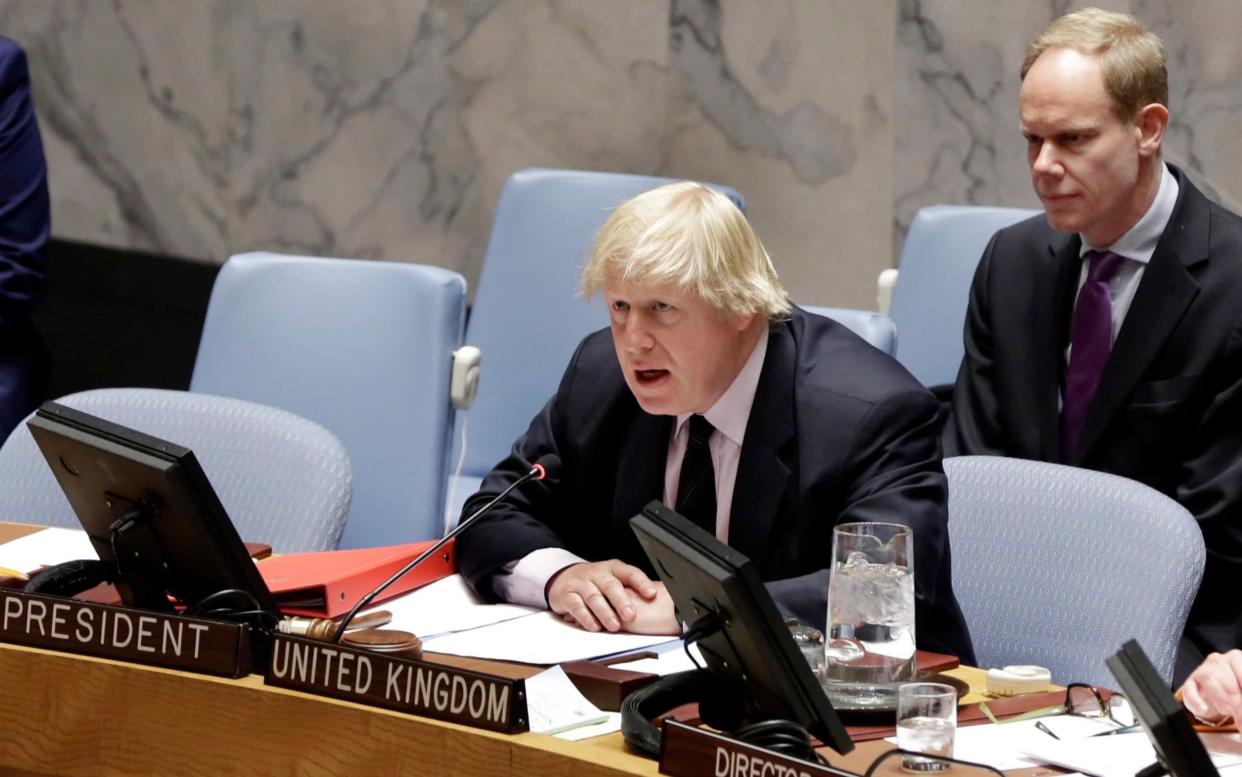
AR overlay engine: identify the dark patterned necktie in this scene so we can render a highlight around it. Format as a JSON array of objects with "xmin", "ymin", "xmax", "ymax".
[
  {"xmin": 1061, "ymin": 249, "xmax": 1127, "ymax": 458},
  {"xmin": 676, "ymin": 414, "xmax": 717, "ymax": 536}
]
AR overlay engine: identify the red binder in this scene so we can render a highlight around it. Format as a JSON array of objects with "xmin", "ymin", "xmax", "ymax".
[{"xmin": 258, "ymin": 539, "xmax": 456, "ymax": 618}]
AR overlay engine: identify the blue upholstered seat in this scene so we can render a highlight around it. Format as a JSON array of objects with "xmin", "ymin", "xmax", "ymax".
[
  {"xmin": 945, "ymin": 455, "xmax": 1204, "ymax": 687},
  {"xmin": 801, "ymin": 305, "xmax": 896, "ymax": 355},
  {"xmin": 0, "ymin": 388, "xmax": 352, "ymax": 552},
  {"xmin": 888, "ymin": 205, "xmax": 1041, "ymax": 388},
  {"xmin": 191, "ymin": 252, "xmax": 466, "ymax": 546}
]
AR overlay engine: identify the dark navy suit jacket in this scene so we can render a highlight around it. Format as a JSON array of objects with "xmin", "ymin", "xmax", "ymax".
[
  {"xmin": 0, "ymin": 36, "xmax": 50, "ymax": 441},
  {"xmin": 945, "ymin": 166, "xmax": 1242, "ymax": 670},
  {"xmin": 458, "ymin": 307, "xmax": 976, "ymax": 661}
]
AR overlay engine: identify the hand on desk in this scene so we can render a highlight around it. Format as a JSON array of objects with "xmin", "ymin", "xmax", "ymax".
[
  {"xmin": 620, "ymin": 581, "xmax": 677, "ymax": 635},
  {"xmin": 548, "ymin": 559, "xmax": 676, "ymax": 635},
  {"xmin": 1179, "ymin": 649, "xmax": 1242, "ymax": 727}
]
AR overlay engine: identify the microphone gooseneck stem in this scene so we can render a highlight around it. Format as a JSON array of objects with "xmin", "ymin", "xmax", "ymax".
[{"xmin": 331, "ymin": 463, "xmax": 546, "ymax": 641}]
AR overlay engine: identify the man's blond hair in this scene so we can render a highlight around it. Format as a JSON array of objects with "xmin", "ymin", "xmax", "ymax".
[
  {"xmin": 580, "ymin": 181, "xmax": 790, "ymax": 322},
  {"xmin": 1022, "ymin": 7, "xmax": 1167, "ymax": 121}
]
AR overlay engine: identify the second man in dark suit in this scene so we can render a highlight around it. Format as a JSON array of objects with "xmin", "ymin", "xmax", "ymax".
[
  {"xmin": 945, "ymin": 7, "xmax": 1242, "ymax": 678},
  {"xmin": 0, "ymin": 36, "xmax": 51, "ymax": 442},
  {"xmin": 458, "ymin": 180, "xmax": 974, "ymax": 661}
]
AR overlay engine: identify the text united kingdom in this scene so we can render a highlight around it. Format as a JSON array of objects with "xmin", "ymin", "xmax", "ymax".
[{"xmin": 266, "ymin": 634, "xmax": 527, "ymax": 734}]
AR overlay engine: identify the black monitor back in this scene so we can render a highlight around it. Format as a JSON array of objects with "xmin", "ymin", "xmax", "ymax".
[
  {"xmin": 27, "ymin": 401, "xmax": 278, "ymax": 617},
  {"xmin": 1107, "ymin": 640, "xmax": 1219, "ymax": 777},
  {"xmin": 630, "ymin": 500, "xmax": 852, "ymax": 754}
]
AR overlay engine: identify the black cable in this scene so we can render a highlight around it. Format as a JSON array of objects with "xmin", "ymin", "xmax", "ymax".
[
  {"xmin": 104, "ymin": 512, "xmax": 279, "ymax": 632},
  {"xmin": 183, "ymin": 588, "xmax": 260, "ymax": 617},
  {"xmin": 681, "ymin": 640, "xmax": 704, "ymax": 670},
  {"xmin": 182, "ymin": 588, "xmax": 280, "ymax": 631},
  {"xmin": 732, "ymin": 719, "xmax": 826, "ymax": 763},
  {"xmin": 681, "ymin": 611, "xmax": 722, "ymax": 670},
  {"xmin": 107, "ymin": 509, "xmax": 144, "ymax": 580},
  {"xmin": 198, "ymin": 608, "xmax": 281, "ymax": 628},
  {"xmin": 1136, "ymin": 762, "xmax": 1168, "ymax": 777},
  {"xmin": 675, "ymin": 611, "xmax": 823, "ymax": 764}
]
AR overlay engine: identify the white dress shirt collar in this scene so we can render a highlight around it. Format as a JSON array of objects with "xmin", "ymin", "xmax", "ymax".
[
  {"xmin": 1079, "ymin": 163, "xmax": 1179, "ymax": 265},
  {"xmin": 673, "ymin": 330, "xmax": 768, "ymax": 446}
]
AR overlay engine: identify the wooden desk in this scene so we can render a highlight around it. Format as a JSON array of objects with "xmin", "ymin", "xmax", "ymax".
[
  {"xmin": 2, "ymin": 639, "xmax": 1073, "ymax": 777},
  {"xmin": 1, "ymin": 522, "xmax": 1060, "ymax": 776}
]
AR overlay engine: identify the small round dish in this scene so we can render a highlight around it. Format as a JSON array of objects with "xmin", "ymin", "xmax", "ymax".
[{"xmin": 821, "ymin": 671, "xmax": 971, "ymax": 716}]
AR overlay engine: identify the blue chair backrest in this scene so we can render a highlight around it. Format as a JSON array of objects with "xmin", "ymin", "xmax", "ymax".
[
  {"xmin": 945, "ymin": 455, "xmax": 1204, "ymax": 687},
  {"xmin": 456, "ymin": 168, "xmax": 745, "ymax": 485},
  {"xmin": 0, "ymin": 388, "xmax": 352, "ymax": 552},
  {"xmin": 801, "ymin": 305, "xmax": 896, "ymax": 356},
  {"xmin": 191, "ymin": 252, "xmax": 465, "ymax": 547},
  {"xmin": 891, "ymin": 205, "xmax": 1042, "ymax": 387}
]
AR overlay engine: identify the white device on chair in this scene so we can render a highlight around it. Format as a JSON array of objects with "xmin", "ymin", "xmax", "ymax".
[{"xmin": 451, "ymin": 346, "xmax": 481, "ymax": 410}]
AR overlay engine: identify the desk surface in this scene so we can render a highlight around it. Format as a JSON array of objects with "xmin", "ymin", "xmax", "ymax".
[{"xmin": 0, "ymin": 522, "xmax": 1062, "ymax": 777}]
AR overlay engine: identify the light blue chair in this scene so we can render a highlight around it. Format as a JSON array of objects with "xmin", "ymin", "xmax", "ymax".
[
  {"xmin": 802, "ymin": 305, "xmax": 896, "ymax": 356},
  {"xmin": 0, "ymin": 388, "xmax": 352, "ymax": 552},
  {"xmin": 886, "ymin": 205, "xmax": 1041, "ymax": 388},
  {"xmin": 191, "ymin": 252, "xmax": 466, "ymax": 547},
  {"xmin": 945, "ymin": 455, "xmax": 1204, "ymax": 688},
  {"xmin": 447, "ymin": 168, "xmax": 745, "ymax": 522}
]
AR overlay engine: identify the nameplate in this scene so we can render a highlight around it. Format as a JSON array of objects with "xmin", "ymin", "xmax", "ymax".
[
  {"xmin": 0, "ymin": 590, "xmax": 253, "ymax": 677},
  {"xmin": 659, "ymin": 720, "xmax": 855, "ymax": 777},
  {"xmin": 265, "ymin": 634, "xmax": 528, "ymax": 734}
]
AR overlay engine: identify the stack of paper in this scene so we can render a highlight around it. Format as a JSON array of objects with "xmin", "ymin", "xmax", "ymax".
[
  {"xmin": 0, "ymin": 528, "xmax": 97, "ymax": 575},
  {"xmin": 525, "ymin": 665, "xmax": 612, "ymax": 735},
  {"xmin": 1021, "ymin": 730, "xmax": 1242, "ymax": 776},
  {"xmin": 888, "ymin": 715, "xmax": 1242, "ymax": 776},
  {"xmin": 419, "ymin": 609, "xmax": 677, "ymax": 664}
]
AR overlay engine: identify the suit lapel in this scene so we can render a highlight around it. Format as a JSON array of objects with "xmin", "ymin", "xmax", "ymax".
[
  {"xmin": 1070, "ymin": 171, "xmax": 1207, "ymax": 464},
  {"xmin": 728, "ymin": 324, "xmax": 794, "ymax": 561},
  {"xmin": 1033, "ymin": 232, "xmax": 1082, "ymax": 461},
  {"xmin": 611, "ymin": 409, "xmax": 671, "ymax": 535}
]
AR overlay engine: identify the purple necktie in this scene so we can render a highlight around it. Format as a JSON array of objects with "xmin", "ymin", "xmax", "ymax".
[{"xmin": 1060, "ymin": 250, "xmax": 1127, "ymax": 458}]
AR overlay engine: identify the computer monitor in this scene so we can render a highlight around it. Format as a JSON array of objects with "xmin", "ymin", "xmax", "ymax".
[
  {"xmin": 26, "ymin": 401, "xmax": 279, "ymax": 624},
  {"xmin": 1106, "ymin": 639, "xmax": 1220, "ymax": 777},
  {"xmin": 629, "ymin": 500, "xmax": 853, "ymax": 755}
]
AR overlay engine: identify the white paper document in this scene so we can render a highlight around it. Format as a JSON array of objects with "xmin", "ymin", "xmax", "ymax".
[
  {"xmin": 1021, "ymin": 730, "xmax": 1242, "ymax": 776},
  {"xmin": 885, "ymin": 716, "xmax": 1135, "ymax": 772},
  {"xmin": 887, "ymin": 718, "xmax": 1044, "ymax": 771},
  {"xmin": 420, "ymin": 611, "xmax": 677, "ymax": 664},
  {"xmin": 361, "ymin": 574, "xmax": 536, "ymax": 639},
  {"xmin": 525, "ymin": 664, "xmax": 610, "ymax": 734},
  {"xmin": 0, "ymin": 527, "xmax": 97, "ymax": 574}
]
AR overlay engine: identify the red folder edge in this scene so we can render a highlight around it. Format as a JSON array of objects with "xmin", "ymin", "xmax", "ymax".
[{"xmin": 258, "ymin": 539, "xmax": 456, "ymax": 618}]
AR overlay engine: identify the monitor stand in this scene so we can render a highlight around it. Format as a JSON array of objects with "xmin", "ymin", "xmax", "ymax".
[
  {"xmin": 24, "ymin": 501, "xmax": 170, "ymax": 611},
  {"xmin": 99, "ymin": 495, "xmax": 178, "ymax": 611}
]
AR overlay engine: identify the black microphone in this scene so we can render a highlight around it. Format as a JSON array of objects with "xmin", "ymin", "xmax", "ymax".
[{"xmin": 331, "ymin": 453, "xmax": 561, "ymax": 642}]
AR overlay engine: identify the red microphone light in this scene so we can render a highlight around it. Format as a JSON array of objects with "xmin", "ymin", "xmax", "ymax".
[{"xmin": 532, "ymin": 463, "xmax": 547, "ymax": 481}]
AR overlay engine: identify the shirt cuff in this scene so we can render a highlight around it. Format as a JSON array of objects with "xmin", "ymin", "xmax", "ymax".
[{"xmin": 491, "ymin": 547, "xmax": 587, "ymax": 609}]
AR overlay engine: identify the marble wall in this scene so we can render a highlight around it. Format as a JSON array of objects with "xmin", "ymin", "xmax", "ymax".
[
  {"xmin": 3, "ymin": 0, "xmax": 1240, "ymax": 309},
  {"xmin": 895, "ymin": 0, "xmax": 1242, "ymax": 255}
]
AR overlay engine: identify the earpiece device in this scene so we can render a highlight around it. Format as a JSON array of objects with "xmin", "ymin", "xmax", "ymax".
[
  {"xmin": 451, "ymin": 346, "xmax": 481, "ymax": 410},
  {"xmin": 985, "ymin": 664, "xmax": 1052, "ymax": 696}
]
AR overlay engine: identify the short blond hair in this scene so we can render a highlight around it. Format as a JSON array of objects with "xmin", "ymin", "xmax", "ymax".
[
  {"xmin": 1022, "ymin": 7, "xmax": 1167, "ymax": 121},
  {"xmin": 580, "ymin": 182, "xmax": 790, "ymax": 322}
]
